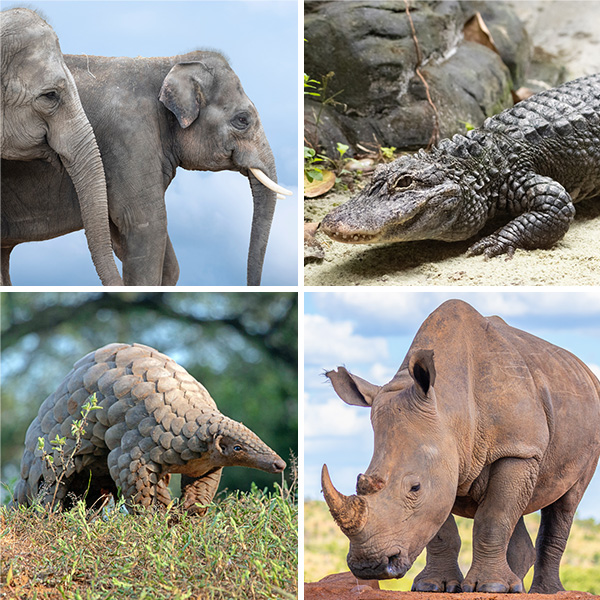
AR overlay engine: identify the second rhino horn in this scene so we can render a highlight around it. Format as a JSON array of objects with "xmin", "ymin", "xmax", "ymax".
[{"xmin": 322, "ymin": 464, "xmax": 368, "ymax": 536}]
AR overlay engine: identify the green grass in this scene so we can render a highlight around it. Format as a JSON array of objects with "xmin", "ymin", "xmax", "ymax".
[
  {"xmin": 305, "ymin": 500, "xmax": 600, "ymax": 593},
  {"xmin": 1, "ymin": 486, "xmax": 297, "ymax": 600}
]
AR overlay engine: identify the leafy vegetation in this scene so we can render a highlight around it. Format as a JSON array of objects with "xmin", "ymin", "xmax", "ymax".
[
  {"xmin": 1, "ymin": 482, "xmax": 297, "ymax": 600},
  {"xmin": 305, "ymin": 500, "xmax": 600, "ymax": 593}
]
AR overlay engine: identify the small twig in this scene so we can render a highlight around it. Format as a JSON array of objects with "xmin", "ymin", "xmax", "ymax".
[{"xmin": 404, "ymin": 0, "xmax": 440, "ymax": 148}]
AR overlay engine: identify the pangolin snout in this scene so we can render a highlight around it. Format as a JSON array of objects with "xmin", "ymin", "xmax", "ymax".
[{"xmin": 271, "ymin": 457, "xmax": 286, "ymax": 473}]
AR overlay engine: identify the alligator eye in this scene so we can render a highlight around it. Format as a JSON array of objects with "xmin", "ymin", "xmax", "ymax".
[
  {"xmin": 233, "ymin": 445, "xmax": 242, "ymax": 452},
  {"xmin": 394, "ymin": 175, "xmax": 413, "ymax": 189},
  {"xmin": 410, "ymin": 483, "xmax": 421, "ymax": 493}
]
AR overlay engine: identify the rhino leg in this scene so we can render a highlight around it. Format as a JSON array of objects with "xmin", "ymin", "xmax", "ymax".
[
  {"xmin": 463, "ymin": 457, "xmax": 539, "ymax": 593},
  {"xmin": 412, "ymin": 513, "xmax": 464, "ymax": 592},
  {"xmin": 530, "ymin": 458, "xmax": 598, "ymax": 594},
  {"xmin": 180, "ymin": 468, "xmax": 223, "ymax": 516},
  {"xmin": 506, "ymin": 516, "xmax": 535, "ymax": 584}
]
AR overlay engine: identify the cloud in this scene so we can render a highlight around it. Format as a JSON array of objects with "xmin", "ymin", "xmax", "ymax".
[
  {"xmin": 589, "ymin": 364, "xmax": 600, "ymax": 379},
  {"xmin": 304, "ymin": 314, "xmax": 389, "ymax": 366},
  {"xmin": 305, "ymin": 395, "xmax": 369, "ymax": 439}
]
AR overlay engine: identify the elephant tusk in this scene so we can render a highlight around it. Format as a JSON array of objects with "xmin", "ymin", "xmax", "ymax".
[
  {"xmin": 277, "ymin": 193, "xmax": 285, "ymax": 200},
  {"xmin": 249, "ymin": 168, "xmax": 293, "ymax": 197}
]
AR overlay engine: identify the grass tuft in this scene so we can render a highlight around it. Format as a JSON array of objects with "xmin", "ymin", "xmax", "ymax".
[{"xmin": 1, "ymin": 484, "xmax": 297, "ymax": 600}]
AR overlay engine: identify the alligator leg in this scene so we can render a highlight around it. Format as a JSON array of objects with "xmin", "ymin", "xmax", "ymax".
[{"xmin": 467, "ymin": 174, "xmax": 575, "ymax": 258}]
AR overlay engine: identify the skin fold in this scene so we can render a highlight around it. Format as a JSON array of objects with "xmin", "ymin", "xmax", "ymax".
[
  {"xmin": 2, "ymin": 50, "xmax": 290, "ymax": 286},
  {"xmin": 323, "ymin": 300, "xmax": 600, "ymax": 593},
  {"xmin": 0, "ymin": 8, "xmax": 122, "ymax": 285}
]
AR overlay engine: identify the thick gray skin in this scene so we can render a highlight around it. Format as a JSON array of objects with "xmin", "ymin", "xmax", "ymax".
[
  {"xmin": 323, "ymin": 300, "xmax": 600, "ymax": 593},
  {"xmin": 12, "ymin": 343, "xmax": 286, "ymax": 514},
  {"xmin": 0, "ymin": 9, "xmax": 122, "ymax": 285},
  {"xmin": 321, "ymin": 74, "xmax": 600, "ymax": 257},
  {"xmin": 1, "ymin": 51, "xmax": 283, "ymax": 286}
]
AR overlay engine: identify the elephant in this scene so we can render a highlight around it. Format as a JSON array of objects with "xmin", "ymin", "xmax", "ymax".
[
  {"xmin": 1, "ymin": 49, "xmax": 292, "ymax": 286},
  {"xmin": 0, "ymin": 8, "xmax": 122, "ymax": 286}
]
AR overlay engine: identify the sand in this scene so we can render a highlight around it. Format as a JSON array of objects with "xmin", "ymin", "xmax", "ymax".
[{"xmin": 303, "ymin": 1, "xmax": 600, "ymax": 287}]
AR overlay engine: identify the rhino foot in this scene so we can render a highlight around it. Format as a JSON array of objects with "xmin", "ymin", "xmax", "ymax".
[
  {"xmin": 461, "ymin": 566, "xmax": 524, "ymax": 594},
  {"xmin": 412, "ymin": 565, "xmax": 463, "ymax": 593},
  {"xmin": 412, "ymin": 580, "xmax": 462, "ymax": 593}
]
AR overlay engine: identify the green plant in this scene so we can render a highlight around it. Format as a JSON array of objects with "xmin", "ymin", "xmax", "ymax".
[
  {"xmin": 2, "ymin": 474, "xmax": 298, "ymax": 599},
  {"xmin": 380, "ymin": 146, "xmax": 397, "ymax": 161},
  {"xmin": 304, "ymin": 146, "xmax": 324, "ymax": 183},
  {"xmin": 36, "ymin": 393, "xmax": 101, "ymax": 511}
]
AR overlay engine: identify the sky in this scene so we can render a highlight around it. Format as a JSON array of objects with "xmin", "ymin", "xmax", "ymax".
[
  {"xmin": 5, "ymin": 0, "xmax": 298, "ymax": 286},
  {"xmin": 304, "ymin": 290, "xmax": 600, "ymax": 521}
]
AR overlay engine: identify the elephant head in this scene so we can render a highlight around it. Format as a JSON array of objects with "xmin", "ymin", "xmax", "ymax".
[
  {"xmin": 158, "ymin": 54, "xmax": 291, "ymax": 286},
  {"xmin": 0, "ymin": 8, "xmax": 122, "ymax": 285}
]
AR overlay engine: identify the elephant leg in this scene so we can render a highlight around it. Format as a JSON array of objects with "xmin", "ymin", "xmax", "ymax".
[
  {"xmin": 412, "ymin": 513, "xmax": 463, "ymax": 592},
  {"xmin": 462, "ymin": 457, "xmax": 539, "ymax": 593},
  {"xmin": 108, "ymin": 187, "xmax": 168, "ymax": 286},
  {"xmin": 180, "ymin": 468, "xmax": 223, "ymax": 516},
  {"xmin": 530, "ymin": 458, "xmax": 599, "ymax": 593},
  {"xmin": 1, "ymin": 246, "xmax": 13, "ymax": 285},
  {"xmin": 161, "ymin": 234, "xmax": 180, "ymax": 286},
  {"xmin": 506, "ymin": 516, "xmax": 535, "ymax": 585}
]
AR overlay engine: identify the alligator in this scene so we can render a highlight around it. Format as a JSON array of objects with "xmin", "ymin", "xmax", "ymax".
[{"xmin": 320, "ymin": 73, "xmax": 600, "ymax": 257}]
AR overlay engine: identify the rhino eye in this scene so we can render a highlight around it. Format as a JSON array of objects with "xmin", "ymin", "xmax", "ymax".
[
  {"xmin": 394, "ymin": 175, "xmax": 413, "ymax": 189},
  {"xmin": 410, "ymin": 483, "xmax": 421, "ymax": 493}
]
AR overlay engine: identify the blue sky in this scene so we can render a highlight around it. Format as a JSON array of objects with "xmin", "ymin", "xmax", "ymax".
[
  {"xmin": 304, "ymin": 291, "xmax": 600, "ymax": 521},
  {"xmin": 5, "ymin": 1, "xmax": 298, "ymax": 286}
]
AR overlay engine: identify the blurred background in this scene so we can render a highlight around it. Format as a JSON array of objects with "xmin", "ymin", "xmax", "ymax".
[{"xmin": 1, "ymin": 291, "xmax": 298, "ymax": 503}]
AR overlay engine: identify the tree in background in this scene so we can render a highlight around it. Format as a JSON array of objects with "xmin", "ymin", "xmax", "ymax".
[{"xmin": 1, "ymin": 292, "xmax": 297, "ymax": 502}]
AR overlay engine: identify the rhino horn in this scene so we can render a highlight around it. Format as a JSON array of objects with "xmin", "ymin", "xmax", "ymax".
[
  {"xmin": 322, "ymin": 464, "xmax": 368, "ymax": 536},
  {"xmin": 356, "ymin": 472, "xmax": 386, "ymax": 495}
]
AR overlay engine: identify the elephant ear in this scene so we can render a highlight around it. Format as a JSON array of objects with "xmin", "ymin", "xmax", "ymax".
[{"xmin": 159, "ymin": 61, "xmax": 214, "ymax": 129}]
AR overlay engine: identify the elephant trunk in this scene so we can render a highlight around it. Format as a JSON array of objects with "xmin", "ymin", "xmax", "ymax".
[
  {"xmin": 46, "ymin": 86, "xmax": 122, "ymax": 286},
  {"xmin": 246, "ymin": 139, "xmax": 282, "ymax": 286}
]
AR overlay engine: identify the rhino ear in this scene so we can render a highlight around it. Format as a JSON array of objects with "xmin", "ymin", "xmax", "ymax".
[
  {"xmin": 326, "ymin": 367, "xmax": 380, "ymax": 407},
  {"xmin": 408, "ymin": 349, "xmax": 436, "ymax": 396}
]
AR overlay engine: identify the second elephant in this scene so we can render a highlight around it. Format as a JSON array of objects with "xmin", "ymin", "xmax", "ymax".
[{"xmin": 1, "ymin": 51, "xmax": 291, "ymax": 286}]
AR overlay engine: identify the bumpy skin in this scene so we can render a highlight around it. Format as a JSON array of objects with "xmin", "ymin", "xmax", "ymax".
[
  {"xmin": 323, "ymin": 300, "xmax": 600, "ymax": 593},
  {"xmin": 321, "ymin": 74, "xmax": 600, "ymax": 257},
  {"xmin": 12, "ymin": 343, "xmax": 285, "ymax": 514}
]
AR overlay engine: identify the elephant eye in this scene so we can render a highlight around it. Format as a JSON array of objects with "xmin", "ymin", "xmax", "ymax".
[
  {"xmin": 231, "ymin": 113, "xmax": 250, "ymax": 131},
  {"xmin": 410, "ymin": 483, "xmax": 421, "ymax": 493},
  {"xmin": 40, "ymin": 91, "xmax": 59, "ymax": 101}
]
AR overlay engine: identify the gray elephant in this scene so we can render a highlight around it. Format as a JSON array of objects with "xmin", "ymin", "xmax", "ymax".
[
  {"xmin": 0, "ymin": 8, "xmax": 122, "ymax": 286},
  {"xmin": 1, "ymin": 49, "xmax": 291, "ymax": 286}
]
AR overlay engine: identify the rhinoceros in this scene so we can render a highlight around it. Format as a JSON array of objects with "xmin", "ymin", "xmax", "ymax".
[{"xmin": 322, "ymin": 299, "xmax": 600, "ymax": 594}]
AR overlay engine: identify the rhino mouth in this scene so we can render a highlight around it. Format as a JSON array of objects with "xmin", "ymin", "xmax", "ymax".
[{"xmin": 348, "ymin": 551, "xmax": 412, "ymax": 580}]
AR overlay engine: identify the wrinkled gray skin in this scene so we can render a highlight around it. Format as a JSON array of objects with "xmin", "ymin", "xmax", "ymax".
[
  {"xmin": 2, "ymin": 50, "xmax": 286, "ymax": 285},
  {"xmin": 321, "ymin": 74, "xmax": 600, "ymax": 258},
  {"xmin": 12, "ymin": 343, "xmax": 286, "ymax": 514},
  {"xmin": 0, "ymin": 8, "xmax": 122, "ymax": 285},
  {"xmin": 323, "ymin": 300, "xmax": 600, "ymax": 593}
]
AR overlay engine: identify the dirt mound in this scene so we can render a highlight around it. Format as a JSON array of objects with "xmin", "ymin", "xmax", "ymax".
[{"xmin": 305, "ymin": 572, "xmax": 600, "ymax": 600}]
